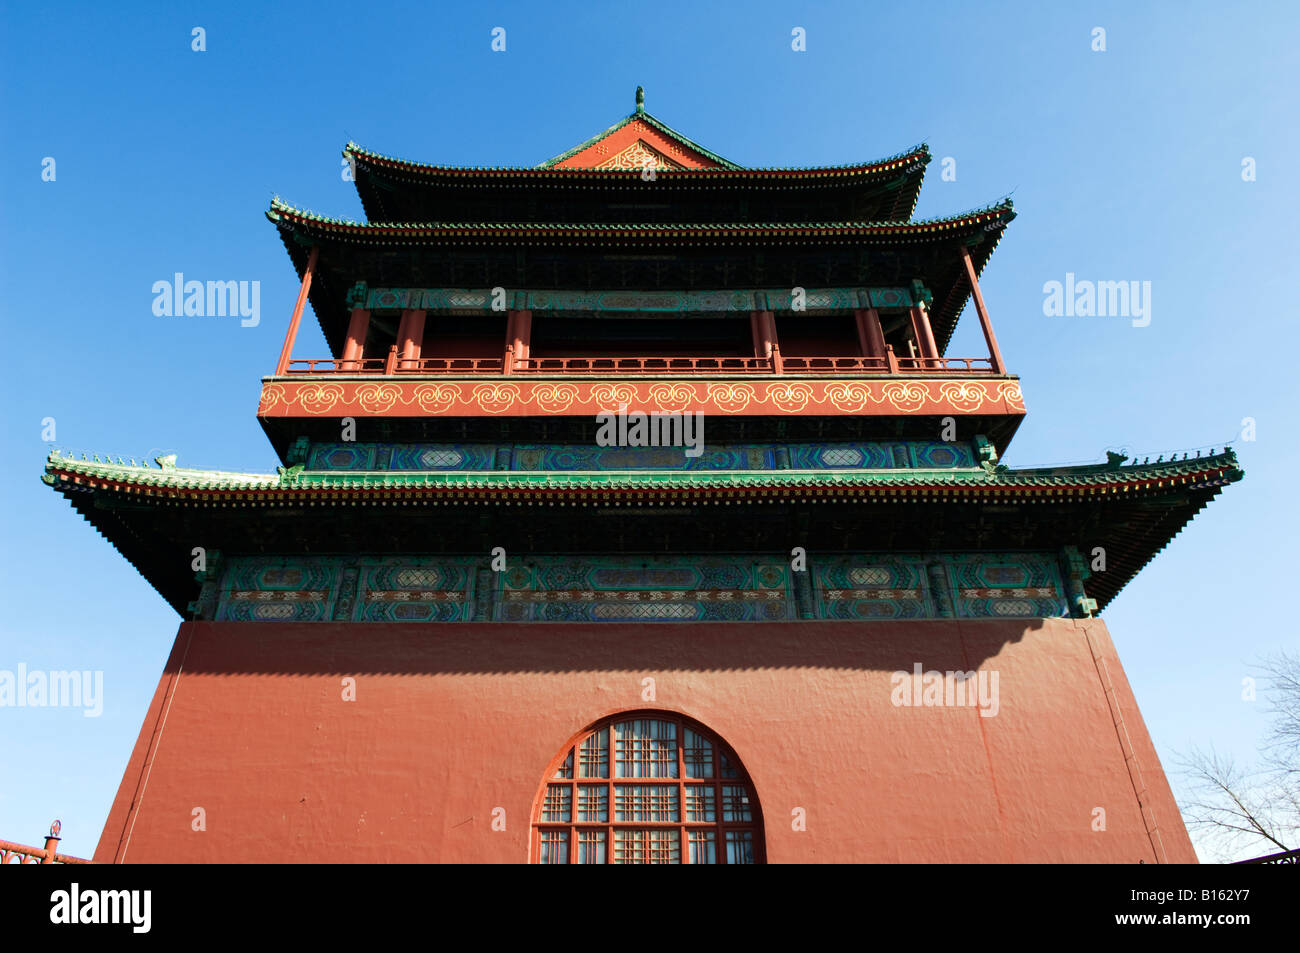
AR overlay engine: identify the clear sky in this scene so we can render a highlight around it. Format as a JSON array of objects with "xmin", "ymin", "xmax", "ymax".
[{"xmin": 2, "ymin": 1, "xmax": 1297, "ymax": 861}]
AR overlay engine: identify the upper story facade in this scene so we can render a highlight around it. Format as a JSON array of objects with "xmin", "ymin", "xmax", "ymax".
[{"xmin": 259, "ymin": 89, "xmax": 1023, "ymax": 460}]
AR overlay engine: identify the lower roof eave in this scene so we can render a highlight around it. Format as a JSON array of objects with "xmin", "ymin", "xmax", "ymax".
[{"xmin": 43, "ymin": 450, "xmax": 1242, "ymax": 617}]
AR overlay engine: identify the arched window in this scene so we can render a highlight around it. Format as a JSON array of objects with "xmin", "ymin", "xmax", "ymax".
[{"xmin": 531, "ymin": 711, "xmax": 765, "ymax": 864}]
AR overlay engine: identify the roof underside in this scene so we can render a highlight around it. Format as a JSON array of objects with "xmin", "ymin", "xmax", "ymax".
[{"xmin": 45, "ymin": 449, "xmax": 1241, "ymax": 617}]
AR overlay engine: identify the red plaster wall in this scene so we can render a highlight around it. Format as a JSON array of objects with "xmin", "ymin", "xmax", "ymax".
[{"xmin": 94, "ymin": 618, "xmax": 1196, "ymax": 864}]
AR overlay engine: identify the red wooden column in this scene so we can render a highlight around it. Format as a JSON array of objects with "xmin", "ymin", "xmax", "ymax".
[
  {"xmin": 341, "ymin": 307, "xmax": 370, "ymax": 369},
  {"xmin": 396, "ymin": 309, "xmax": 426, "ymax": 370},
  {"xmin": 750, "ymin": 311, "xmax": 766, "ymax": 358},
  {"xmin": 502, "ymin": 312, "xmax": 516, "ymax": 374},
  {"xmin": 511, "ymin": 310, "xmax": 532, "ymax": 370},
  {"xmin": 853, "ymin": 312, "xmax": 871, "ymax": 356},
  {"xmin": 754, "ymin": 310, "xmax": 782, "ymax": 372},
  {"xmin": 960, "ymin": 244, "xmax": 1006, "ymax": 374},
  {"xmin": 909, "ymin": 304, "xmax": 940, "ymax": 367},
  {"xmin": 274, "ymin": 245, "xmax": 319, "ymax": 375},
  {"xmin": 854, "ymin": 308, "xmax": 888, "ymax": 365}
]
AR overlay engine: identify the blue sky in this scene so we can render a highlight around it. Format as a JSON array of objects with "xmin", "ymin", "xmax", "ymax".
[{"xmin": 2, "ymin": 1, "xmax": 1296, "ymax": 860}]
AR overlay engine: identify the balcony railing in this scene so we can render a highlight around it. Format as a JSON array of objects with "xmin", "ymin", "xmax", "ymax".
[
  {"xmin": 513, "ymin": 356, "xmax": 772, "ymax": 374},
  {"xmin": 286, "ymin": 356, "xmax": 505, "ymax": 374},
  {"xmin": 283, "ymin": 347, "xmax": 997, "ymax": 377},
  {"xmin": 1, "ymin": 822, "xmax": 91, "ymax": 865}
]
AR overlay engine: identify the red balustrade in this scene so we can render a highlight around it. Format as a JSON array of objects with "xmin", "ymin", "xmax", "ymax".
[
  {"xmin": 285, "ymin": 358, "xmax": 387, "ymax": 373},
  {"xmin": 285, "ymin": 357, "xmax": 503, "ymax": 374},
  {"xmin": 514, "ymin": 356, "xmax": 772, "ymax": 374},
  {"xmin": 0, "ymin": 822, "xmax": 91, "ymax": 865},
  {"xmin": 779, "ymin": 356, "xmax": 891, "ymax": 373},
  {"xmin": 895, "ymin": 356, "xmax": 995, "ymax": 372},
  {"xmin": 282, "ymin": 354, "xmax": 998, "ymax": 376}
]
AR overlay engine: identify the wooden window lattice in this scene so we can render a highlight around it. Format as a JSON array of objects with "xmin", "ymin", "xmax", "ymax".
[{"xmin": 533, "ymin": 714, "xmax": 763, "ymax": 864}]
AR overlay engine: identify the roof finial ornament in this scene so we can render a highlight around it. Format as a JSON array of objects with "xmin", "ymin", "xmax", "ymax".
[{"xmin": 635, "ymin": 86, "xmax": 645, "ymax": 114}]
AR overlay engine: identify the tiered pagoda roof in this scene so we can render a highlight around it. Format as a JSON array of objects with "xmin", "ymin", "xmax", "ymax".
[
  {"xmin": 346, "ymin": 88, "xmax": 929, "ymax": 224},
  {"xmin": 43, "ymin": 87, "xmax": 1242, "ymax": 624}
]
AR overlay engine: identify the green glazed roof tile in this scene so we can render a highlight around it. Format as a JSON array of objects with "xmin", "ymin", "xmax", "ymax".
[{"xmin": 44, "ymin": 447, "xmax": 1241, "ymax": 496}]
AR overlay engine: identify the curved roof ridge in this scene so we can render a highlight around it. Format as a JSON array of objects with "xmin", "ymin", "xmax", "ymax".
[{"xmin": 1007, "ymin": 446, "xmax": 1240, "ymax": 477}]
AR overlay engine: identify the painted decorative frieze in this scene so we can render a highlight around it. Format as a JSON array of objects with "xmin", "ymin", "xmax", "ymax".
[
  {"xmin": 259, "ymin": 378, "xmax": 1026, "ymax": 419},
  {"xmin": 303, "ymin": 440, "xmax": 979, "ymax": 472},
  {"xmin": 356, "ymin": 286, "xmax": 925, "ymax": 314},
  {"xmin": 208, "ymin": 552, "xmax": 1070, "ymax": 623}
]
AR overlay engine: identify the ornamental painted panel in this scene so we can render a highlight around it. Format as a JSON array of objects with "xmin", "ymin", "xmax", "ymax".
[
  {"xmin": 945, "ymin": 553, "xmax": 1069, "ymax": 618},
  {"xmin": 814, "ymin": 557, "xmax": 931, "ymax": 619},
  {"xmin": 215, "ymin": 558, "xmax": 346, "ymax": 622},
  {"xmin": 209, "ymin": 552, "xmax": 1067, "ymax": 622},
  {"xmin": 361, "ymin": 287, "xmax": 923, "ymax": 314},
  {"xmin": 594, "ymin": 140, "xmax": 686, "ymax": 171}
]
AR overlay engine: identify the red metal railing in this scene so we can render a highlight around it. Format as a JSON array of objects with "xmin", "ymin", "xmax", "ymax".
[{"xmin": 0, "ymin": 822, "xmax": 91, "ymax": 865}]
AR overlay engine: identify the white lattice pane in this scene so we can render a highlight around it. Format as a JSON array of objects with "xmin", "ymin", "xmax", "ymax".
[
  {"xmin": 542, "ymin": 784, "xmax": 572, "ymax": 823},
  {"xmin": 614, "ymin": 719, "xmax": 678, "ymax": 778},
  {"xmin": 684, "ymin": 728, "xmax": 714, "ymax": 778},
  {"xmin": 538, "ymin": 829, "xmax": 569, "ymax": 864},
  {"xmin": 614, "ymin": 784, "xmax": 679, "ymax": 823},
  {"xmin": 577, "ymin": 785, "xmax": 608, "ymax": 822},
  {"xmin": 688, "ymin": 830, "xmax": 717, "ymax": 864},
  {"xmin": 577, "ymin": 830, "xmax": 606, "ymax": 864},
  {"xmin": 722, "ymin": 785, "xmax": 752, "ymax": 822},
  {"xmin": 578, "ymin": 728, "xmax": 609, "ymax": 778}
]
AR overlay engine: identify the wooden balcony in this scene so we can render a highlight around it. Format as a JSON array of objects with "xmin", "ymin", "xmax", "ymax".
[{"xmin": 282, "ymin": 347, "xmax": 997, "ymax": 377}]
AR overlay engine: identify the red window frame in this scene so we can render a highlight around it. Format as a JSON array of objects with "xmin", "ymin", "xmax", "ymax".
[{"xmin": 530, "ymin": 710, "xmax": 765, "ymax": 864}]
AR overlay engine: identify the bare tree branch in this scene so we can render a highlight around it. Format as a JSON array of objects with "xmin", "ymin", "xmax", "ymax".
[{"xmin": 1175, "ymin": 653, "xmax": 1300, "ymax": 862}]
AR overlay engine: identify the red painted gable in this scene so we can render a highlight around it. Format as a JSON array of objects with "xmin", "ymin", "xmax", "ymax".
[{"xmin": 549, "ymin": 118, "xmax": 726, "ymax": 170}]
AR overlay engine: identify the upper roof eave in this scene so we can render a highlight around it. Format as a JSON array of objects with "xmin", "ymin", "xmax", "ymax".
[{"xmin": 344, "ymin": 139, "xmax": 931, "ymax": 180}]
